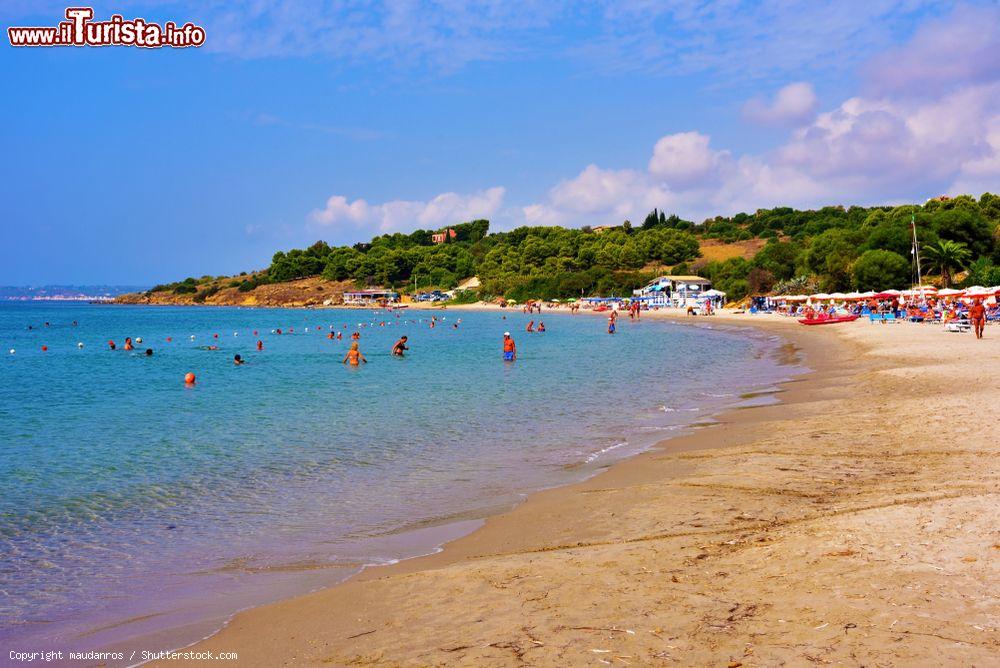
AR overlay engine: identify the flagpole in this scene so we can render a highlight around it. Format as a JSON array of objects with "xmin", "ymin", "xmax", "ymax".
[{"xmin": 911, "ymin": 213, "xmax": 923, "ymax": 294}]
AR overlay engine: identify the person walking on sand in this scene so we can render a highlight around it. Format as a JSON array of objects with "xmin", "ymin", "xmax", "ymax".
[
  {"xmin": 391, "ymin": 336, "xmax": 409, "ymax": 357},
  {"xmin": 502, "ymin": 331, "xmax": 516, "ymax": 361},
  {"xmin": 969, "ymin": 298, "xmax": 986, "ymax": 339},
  {"xmin": 343, "ymin": 342, "xmax": 367, "ymax": 366}
]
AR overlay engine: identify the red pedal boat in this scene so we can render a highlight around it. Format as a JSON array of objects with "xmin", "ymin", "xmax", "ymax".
[{"xmin": 798, "ymin": 314, "xmax": 859, "ymax": 325}]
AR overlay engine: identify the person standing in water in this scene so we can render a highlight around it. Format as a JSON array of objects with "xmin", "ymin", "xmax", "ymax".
[
  {"xmin": 391, "ymin": 336, "xmax": 409, "ymax": 357},
  {"xmin": 343, "ymin": 342, "xmax": 367, "ymax": 366},
  {"xmin": 503, "ymin": 331, "xmax": 516, "ymax": 361}
]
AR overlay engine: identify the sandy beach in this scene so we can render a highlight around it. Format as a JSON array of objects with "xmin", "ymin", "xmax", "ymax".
[{"xmin": 153, "ymin": 311, "xmax": 998, "ymax": 666}]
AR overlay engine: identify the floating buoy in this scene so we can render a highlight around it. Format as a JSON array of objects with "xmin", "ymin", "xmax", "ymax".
[
  {"xmin": 184, "ymin": 372, "xmax": 196, "ymax": 385},
  {"xmin": 8, "ymin": 349, "xmax": 14, "ymax": 354},
  {"xmin": 233, "ymin": 332, "xmax": 238, "ymax": 337},
  {"xmin": 253, "ymin": 330, "xmax": 258, "ymax": 336},
  {"xmin": 213, "ymin": 333, "xmax": 219, "ymax": 339},
  {"xmin": 77, "ymin": 342, "xmax": 84, "ymax": 348},
  {"xmin": 41, "ymin": 345, "xmax": 48, "ymax": 352},
  {"xmin": 166, "ymin": 337, "xmax": 172, "ymax": 342},
  {"xmin": 190, "ymin": 335, "xmax": 195, "ymax": 340},
  {"xmin": 305, "ymin": 327, "xmax": 309, "ymax": 332},
  {"xmin": 135, "ymin": 337, "xmax": 143, "ymax": 343}
]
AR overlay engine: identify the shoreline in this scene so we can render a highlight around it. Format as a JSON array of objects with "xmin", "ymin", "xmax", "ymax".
[
  {"xmin": 125, "ymin": 312, "xmax": 825, "ymax": 661},
  {"xmin": 83, "ymin": 308, "xmax": 800, "ymax": 661},
  {"xmin": 147, "ymin": 310, "xmax": 998, "ymax": 665}
]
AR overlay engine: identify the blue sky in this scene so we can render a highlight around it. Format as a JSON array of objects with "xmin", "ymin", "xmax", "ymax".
[{"xmin": 2, "ymin": 1, "xmax": 998, "ymax": 284}]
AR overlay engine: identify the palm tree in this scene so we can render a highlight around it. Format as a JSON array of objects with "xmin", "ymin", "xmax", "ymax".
[{"xmin": 922, "ymin": 239, "xmax": 971, "ymax": 288}]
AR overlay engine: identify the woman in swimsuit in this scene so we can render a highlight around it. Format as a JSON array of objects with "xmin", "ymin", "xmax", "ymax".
[{"xmin": 343, "ymin": 342, "xmax": 367, "ymax": 366}]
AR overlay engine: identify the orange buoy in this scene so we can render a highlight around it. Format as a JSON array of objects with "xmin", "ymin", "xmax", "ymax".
[
  {"xmin": 213, "ymin": 333, "xmax": 219, "ymax": 339},
  {"xmin": 41, "ymin": 345, "xmax": 48, "ymax": 351},
  {"xmin": 166, "ymin": 337, "xmax": 172, "ymax": 342},
  {"xmin": 184, "ymin": 372, "xmax": 196, "ymax": 385}
]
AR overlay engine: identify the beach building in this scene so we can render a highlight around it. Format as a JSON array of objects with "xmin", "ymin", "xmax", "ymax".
[
  {"xmin": 343, "ymin": 289, "xmax": 400, "ymax": 306},
  {"xmin": 633, "ymin": 275, "xmax": 713, "ymax": 307}
]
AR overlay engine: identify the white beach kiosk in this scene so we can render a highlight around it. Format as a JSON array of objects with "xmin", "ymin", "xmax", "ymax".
[{"xmin": 633, "ymin": 275, "xmax": 715, "ymax": 308}]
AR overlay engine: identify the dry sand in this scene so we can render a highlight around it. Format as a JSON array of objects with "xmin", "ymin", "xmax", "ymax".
[{"xmin": 155, "ymin": 312, "xmax": 998, "ymax": 666}]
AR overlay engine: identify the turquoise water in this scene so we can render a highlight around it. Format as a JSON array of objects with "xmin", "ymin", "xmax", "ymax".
[{"xmin": 0, "ymin": 302, "xmax": 798, "ymax": 655}]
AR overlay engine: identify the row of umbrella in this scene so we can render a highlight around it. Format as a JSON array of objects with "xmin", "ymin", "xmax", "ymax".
[{"xmin": 777, "ymin": 286, "xmax": 1000, "ymax": 302}]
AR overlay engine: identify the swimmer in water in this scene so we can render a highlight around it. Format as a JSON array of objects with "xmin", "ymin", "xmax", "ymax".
[
  {"xmin": 343, "ymin": 342, "xmax": 367, "ymax": 366},
  {"xmin": 526, "ymin": 320, "xmax": 534, "ymax": 332},
  {"xmin": 256, "ymin": 340, "xmax": 263, "ymax": 351},
  {"xmin": 502, "ymin": 331, "xmax": 516, "ymax": 361},
  {"xmin": 391, "ymin": 336, "xmax": 409, "ymax": 357},
  {"xmin": 234, "ymin": 354, "xmax": 245, "ymax": 365},
  {"xmin": 145, "ymin": 348, "xmax": 153, "ymax": 356},
  {"xmin": 124, "ymin": 337, "xmax": 134, "ymax": 351},
  {"xmin": 537, "ymin": 322, "xmax": 545, "ymax": 332}
]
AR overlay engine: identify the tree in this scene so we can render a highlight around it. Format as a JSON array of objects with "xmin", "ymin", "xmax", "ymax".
[
  {"xmin": 752, "ymin": 241, "xmax": 800, "ymax": 281},
  {"xmin": 922, "ymin": 239, "xmax": 971, "ymax": 287},
  {"xmin": 852, "ymin": 250, "xmax": 910, "ymax": 291}
]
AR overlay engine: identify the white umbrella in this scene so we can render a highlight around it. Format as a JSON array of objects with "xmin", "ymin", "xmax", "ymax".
[
  {"xmin": 811, "ymin": 293, "xmax": 831, "ymax": 300},
  {"xmin": 828, "ymin": 292, "xmax": 847, "ymax": 299},
  {"xmin": 937, "ymin": 288, "xmax": 964, "ymax": 296},
  {"xmin": 845, "ymin": 292, "xmax": 863, "ymax": 300}
]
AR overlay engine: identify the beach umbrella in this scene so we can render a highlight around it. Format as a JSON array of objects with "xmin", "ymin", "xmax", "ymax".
[
  {"xmin": 845, "ymin": 292, "xmax": 863, "ymax": 300},
  {"xmin": 965, "ymin": 286, "xmax": 991, "ymax": 298},
  {"xmin": 811, "ymin": 293, "xmax": 831, "ymax": 300},
  {"xmin": 828, "ymin": 292, "xmax": 847, "ymax": 299},
  {"xmin": 937, "ymin": 288, "xmax": 964, "ymax": 297}
]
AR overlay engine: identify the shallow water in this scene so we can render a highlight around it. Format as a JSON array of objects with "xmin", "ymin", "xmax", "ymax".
[{"xmin": 0, "ymin": 303, "xmax": 800, "ymax": 654}]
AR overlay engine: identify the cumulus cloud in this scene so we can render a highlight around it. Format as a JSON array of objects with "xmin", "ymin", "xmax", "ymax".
[
  {"xmin": 523, "ymin": 6, "xmax": 1000, "ymax": 226},
  {"xmin": 742, "ymin": 82, "xmax": 818, "ymax": 126},
  {"xmin": 310, "ymin": 187, "xmax": 505, "ymax": 233},
  {"xmin": 307, "ymin": 5, "xmax": 1000, "ymax": 233},
  {"xmin": 647, "ymin": 132, "xmax": 731, "ymax": 188}
]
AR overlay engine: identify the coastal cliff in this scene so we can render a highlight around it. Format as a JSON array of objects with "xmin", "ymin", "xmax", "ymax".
[{"xmin": 115, "ymin": 276, "xmax": 354, "ymax": 308}]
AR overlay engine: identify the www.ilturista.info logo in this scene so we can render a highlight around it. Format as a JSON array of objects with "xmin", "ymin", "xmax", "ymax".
[{"xmin": 8, "ymin": 7, "xmax": 205, "ymax": 48}]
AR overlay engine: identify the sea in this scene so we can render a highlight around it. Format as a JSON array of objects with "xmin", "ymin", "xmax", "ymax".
[{"xmin": 0, "ymin": 302, "xmax": 803, "ymax": 659}]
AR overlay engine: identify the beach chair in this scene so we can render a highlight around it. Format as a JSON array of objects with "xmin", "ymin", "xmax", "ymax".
[
  {"xmin": 868, "ymin": 313, "xmax": 883, "ymax": 323},
  {"xmin": 945, "ymin": 318, "xmax": 971, "ymax": 333},
  {"xmin": 883, "ymin": 313, "xmax": 898, "ymax": 324}
]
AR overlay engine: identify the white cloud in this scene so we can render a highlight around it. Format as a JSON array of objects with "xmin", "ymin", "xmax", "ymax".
[
  {"xmin": 647, "ymin": 132, "xmax": 729, "ymax": 188},
  {"xmin": 310, "ymin": 187, "xmax": 505, "ymax": 233},
  {"xmin": 742, "ymin": 82, "xmax": 818, "ymax": 126},
  {"xmin": 306, "ymin": 5, "xmax": 1000, "ymax": 233},
  {"xmin": 522, "ymin": 7, "xmax": 1000, "ymax": 225}
]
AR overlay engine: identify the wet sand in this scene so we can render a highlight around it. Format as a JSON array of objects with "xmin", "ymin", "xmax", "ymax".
[{"xmin": 154, "ymin": 312, "xmax": 999, "ymax": 666}]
